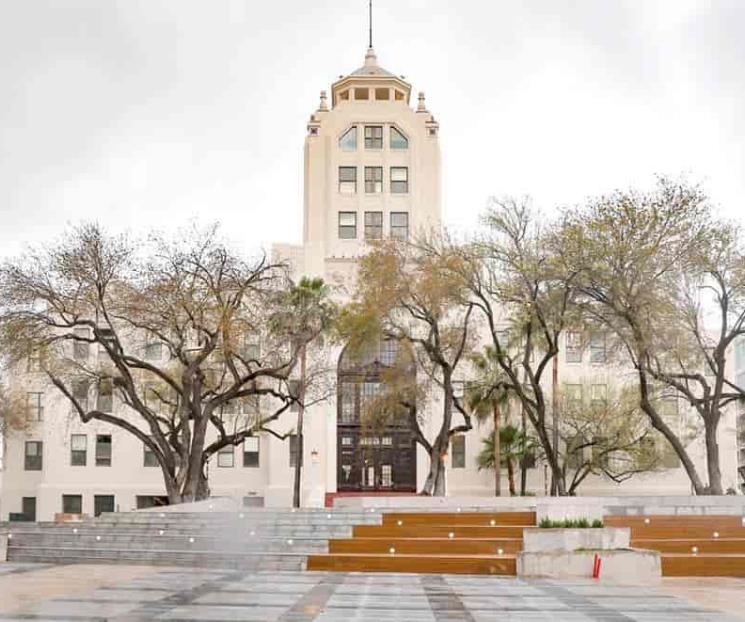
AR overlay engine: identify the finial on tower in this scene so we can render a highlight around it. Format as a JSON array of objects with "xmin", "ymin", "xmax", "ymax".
[{"xmin": 368, "ymin": 0, "xmax": 373, "ymax": 49}]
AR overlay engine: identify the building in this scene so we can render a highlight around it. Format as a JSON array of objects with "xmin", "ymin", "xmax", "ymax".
[{"xmin": 1, "ymin": 45, "xmax": 742, "ymax": 522}]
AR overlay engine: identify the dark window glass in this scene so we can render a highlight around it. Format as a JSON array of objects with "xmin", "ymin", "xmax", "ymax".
[
  {"xmin": 143, "ymin": 442, "xmax": 158, "ymax": 467},
  {"xmin": 217, "ymin": 445, "xmax": 234, "ymax": 468},
  {"xmin": 71, "ymin": 434, "xmax": 87, "ymax": 466},
  {"xmin": 94, "ymin": 495, "xmax": 114, "ymax": 517},
  {"xmin": 390, "ymin": 167, "xmax": 408, "ymax": 193},
  {"xmin": 24, "ymin": 441, "xmax": 43, "ymax": 471},
  {"xmin": 339, "ymin": 167, "xmax": 357, "ymax": 194},
  {"xmin": 364, "ymin": 167, "xmax": 383, "ymax": 194},
  {"xmin": 243, "ymin": 437, "xmax": 260, "ymax": 467},
  {"xmin": 364, "ymin": 211, "xmax": 383, "ymax": 239},
  {"xmin": 364, "ymin": 125, "xmax": 383, "ymax": 149},
  {"xmin": 390, "ymin": 212, "xmax": 409, "ymax": 240},
  {"xmin": 26, "ymin": 392, "xmax": 43, "ymax": 421},
  {"xmin": 96, "ymin": 434, "xmax": 112, "ymax": 467},
  {"xmin": 62, "ymin": 494, "xmax": 82, "ymax": 514},
  {"xmin": 338, "ymin": 212, "xmax": 357, "ymax": 239},
  {"xmin": 451, "ymin": 435, "xmax": 465, "ymax": 469}
]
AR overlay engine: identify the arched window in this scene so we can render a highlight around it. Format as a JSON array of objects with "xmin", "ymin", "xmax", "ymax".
[
  {"xmin": 390, "ymin": 126, "xmax": 408, "ymax": 150},
  {"xmin": 339, "ymin": 126, "xmax": 357, "ymax": 151}
]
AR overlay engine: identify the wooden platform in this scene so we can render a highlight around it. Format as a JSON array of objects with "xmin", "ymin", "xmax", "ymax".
[{"xmin": 307, "ymin": 511, "xmax": 531, "ymax": 574}]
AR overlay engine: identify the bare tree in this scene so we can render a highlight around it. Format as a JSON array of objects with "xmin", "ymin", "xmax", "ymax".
[
  {"xmin": 339, "ymin": 237, "xmax": 475, "ymax": 496},
  {"xmin": 0, "ymin": 224, "xmax": 322, "ymax": 503},
  {"xmin": 559, "ymin": 179, "xmax": 743, "ymax": 494}
]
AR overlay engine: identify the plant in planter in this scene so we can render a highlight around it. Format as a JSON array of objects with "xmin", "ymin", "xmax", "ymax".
[{"xmin": 538, "ymin": 518, "xmax": 604, "ymax": 528}]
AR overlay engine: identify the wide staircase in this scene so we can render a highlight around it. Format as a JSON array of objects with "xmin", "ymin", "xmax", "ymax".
[
  {"xmin": 606, "ymin": 514, "xmax": 745, "ymax": 577},
  {"xmin": 307, "ymin": 510, "xmax": 533, "ymax": 574},
  {"xmin": 1, "ymin": 508, "xmax": 380, "ymax": 570}
]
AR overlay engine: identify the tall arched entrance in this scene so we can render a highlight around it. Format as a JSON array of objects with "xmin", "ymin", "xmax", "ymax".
[{"xmin": 337, "ymin": 338, "xmax": 417, "ymax": 492}]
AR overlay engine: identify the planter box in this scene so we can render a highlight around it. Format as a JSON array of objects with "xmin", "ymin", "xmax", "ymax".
[
  {"xmin": 523, "ymin": 527, "xmax": 630, "ymax": 552},
  {"xmin": 517, "ymin": 549, "xmax": 661, "ymax": 583}
]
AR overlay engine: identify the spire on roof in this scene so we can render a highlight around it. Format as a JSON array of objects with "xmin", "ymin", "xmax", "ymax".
[{"xmin": 368, "ymin": 0, "xmax": 373, "ymax": 49}]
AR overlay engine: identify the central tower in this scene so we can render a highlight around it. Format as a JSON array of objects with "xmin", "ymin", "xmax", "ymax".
[{"xmin": 299, "ymin": 46, "xmax": 442, "ymax": 286}]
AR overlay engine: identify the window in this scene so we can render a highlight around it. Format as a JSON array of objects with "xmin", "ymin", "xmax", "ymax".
[
  {"xmin": 94, "ymin": 495, "xmax": 114, "ymax": 517},
  {"xmin": 364, "ymin": 211, "xmax": 383, "ymax": 239},
  {"xmin": 143, "ymin": 441, "xmax": 158, "ymax": 467},
  {"xmin": 390, "ymin": 167, "xmax": 409, "ymax": 193},
  {"xmin": 26, "ymin": 392, "xmax": 43, "ymax": 422},
  {"xmin": 380, "ymin": 340, "xmax": 398, "ymax": 366},
  {"xmin": 144, "ymin": 339, "xmax": 163, "ymax": 361},
  {"xmin": 71, "ymin": 434, "xmax": 87, "ymax": 466},
  {"xmin": 243, "ymin": 437, "xmax": 259, "ymax": 467},
  {"xmin": 339, "ymin": 166, "xmax": 357, "ymax": 194},
  {"xmin": 24, "ymin": 441, "xmax": 42, "ymax": 471},
  {"xmin": 451, "ymin": 435, "xmax": 465, "ymax": 469},
  {"xmin": 590, "ymin": 384, "xmax": 608, "ymax": 408},
  {"xmin": 98, "ymin": 328, "xmax": 116, "ymax": 357},
  {"xmin": 73, "ymin": 327, "xmax": 90, "ymax": 361},
  {"xmin": 390, "ymin": 212, "xmax": 409, "ymax": 240},
  {"xmin": 565, "ymin": 331, "xmax": 582, "ymax": 363},
  {"xmin": 289, "ymin": 434, "xmax": 303, "ymax": 467},
  {"xmin": 355, "ymin": 88, "xmax": 369, "ymax": 100},
  {"xmin": 659, "ymin": 394, "xmax": 679, "ymax": 418},
  {"xmin": 95, "ymin": 434, "xmax": 112, "ymax": 467},
  {"xmin": 97, "ymin": 379, "xmax": 113, "ymax": 412},
  {"xmin": 589, "ymin": 332, "xmax": 606, "ymax": 363},
  {"xmin": 364, "ymin": 166, "xmax": 383, "ymax": 194},
  {"xmin": 338, "ymin": 212, "xmax": 357, "ymax": 239},
  {"xmin": 339, "ymin": 126, "xmax": 357, "ymax": 150},
  {"xmin": 395, "ymin": 90, "xmax": 405, "ymax": 101},
  {"xmin": 390, "ymin": 126, "xmax": 408, "ymax": 149},
  {"xmin": 339, "ymin": 383, "xmax": 356, "ymax": 423},
  {"xmin": 217, "ymin": 445, "xmax": 234, "ymax": 468},
  {"xmin": 565, "ymin": 383, "xmax": 583, "ymax": 408},
  {"xmin": 364, "ymin": 125, "xmax": 383, "ymax": 149},
  {"xmin": 73, "ymin": 380, "xmax": 89, "ymax": 411},
  {"xmin": 62, "ymin": 494, "xmax": 82, "ymax": 515},
  {"xmin": 375, "ymin": 88, "xmax": 390, "ymax": 100},
  {"xmin": 242, "ymin": 332, "xmax": 260, "ymax": 360}
]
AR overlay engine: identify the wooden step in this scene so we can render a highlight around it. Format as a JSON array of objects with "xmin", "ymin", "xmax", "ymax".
[
  {"xmin": 353, "ymin": 524, "xmax": 525, "ymax": 539},
  {"xmin": 307, "ymin": 553, "xmax": 516, "ymax": 575},
  {"xmin": 615, "ymin": 527, "xmax": 745, "ymax": 539},
  {"xmin": 381, "ymin": 511, "xmax": 535, "ymax": 527},
  {"xmin": 633, "ymin": 539, "xmax": 745, "ymax": 554},
  {"xmin": 607, "ymin": 515, "xmax": 745, "ymax": 528},
  {"xmin": 329, "ymin": 537, "xmax": 522, "ymax": 555},
  {"xmin": 661, "ymin": 554, "xmax": 745, "ymax": 577}
]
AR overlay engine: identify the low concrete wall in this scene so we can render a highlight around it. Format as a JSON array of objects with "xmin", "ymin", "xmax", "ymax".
[
  {"xmin": 0, "ymin": 533, "xmax": 7, "ymax": 562},
  {"xmin": 332, "ymin": 495, "xmax": 745, "ymax": 516},
  {"xmin": 517, "ymin": 549, "xmax": 661, "ymax": 583},
  {"xmin": 523, "ymin": 528, "xmax": 630, "ymax": 552}
]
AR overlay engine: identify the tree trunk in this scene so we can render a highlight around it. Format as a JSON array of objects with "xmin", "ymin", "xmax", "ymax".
[
  {"xmin": 493, "ymin": 404, "xmax": 501, "ymax": 496},
  {"xmin": 705, "ymin": 414, "xmax": 723, "ymax": 495},
  {"xmin": 421, "ymin": 444, "xmax": 447, "ymax": 496},
  {"xmin": 293, "ymin": 345, "xmax": 307, "ymax": 508},
  {"xmin": 520, "ymin": 405, "xmax": 527, "ymax": 496},
  {"xmin": 550, "ymin": 354, "xmax": 559, "ymax": 496},
  {"xmin": 506, "ymin": 458, "xmax": 516, "ymax": 496}
]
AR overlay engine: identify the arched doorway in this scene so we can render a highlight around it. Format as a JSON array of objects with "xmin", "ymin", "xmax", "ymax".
[{"xmin": 337, "ymin": 338, "xmax": 417, "ymax": 492}]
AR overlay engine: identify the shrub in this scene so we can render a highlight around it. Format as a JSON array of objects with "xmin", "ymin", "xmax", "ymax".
[{"xmin": 538, "ymin": 518, "xmax": 604, "ymax": 528}]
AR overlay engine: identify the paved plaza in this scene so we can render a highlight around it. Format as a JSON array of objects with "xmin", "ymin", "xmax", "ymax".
[{"xmin": 1, "ymin": 563, "xmax": 744, "ymax": 621}]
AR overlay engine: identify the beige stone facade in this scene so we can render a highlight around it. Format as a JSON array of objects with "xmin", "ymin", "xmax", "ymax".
[{"xmin": 1, "ymin": 47, "xmax": 742, "ymax": 522}]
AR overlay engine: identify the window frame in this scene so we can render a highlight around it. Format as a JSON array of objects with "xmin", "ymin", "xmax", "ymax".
[
  {"xmin": 338, "ymin": 126, "xmax": 357, "ymax": 151},
  {"xmin": 62, "ymin": 494, "xmax": 83, "ymax": 515},
  {"xmin": 338, "ymin": 211, "xmax": 357, "ymax": 239},
  {"xmin": 364, "ymin": 211, "xmax": 383, "ymax": 239},
  {"xmin": 26, "ymin": 392, "xmax": 43, "ymax": 422},
  {"xmin": 364, "ymin": 125, "xmax": 383, "ymax": 149},
  {"xmin": 565, "ymin": 331, "xmax": 583, "ymax": 363},
  {"xmin": 24, "ymin": 440, "xmax": 43, "ymax": 471},
  {"xmin": 364, "ymin": 166, "xmax": 383, "ymax": 194},
  {"xmin": 451, "ymin": 435, "xmax": 466, "ymax": 469},
  {"xmin": 390, "ymin": 167, "xmax": 409, "ymax": 194},
  {"xmin": 217, "ymin": 445, "xmax": 235, "ymax": 468},
  {"xmin": 243, "ymin": 436, "xmax": 260, "ymax": 468},
  {"xmin": 71, "ymin": 434, "xmax": 87, "ymax": 466},
  {"xmin": 390, "ymin": 212, "xmax": 409, "ymax": 239},
  {"xmin": 390, "ymin": 126, "xmax": 409, "ymax": 150},
  {"xmin": 95, "ymin": 434, "xmax": 112, "ymax": 467},
  {"xmin": 338, "ymin": 166, "xmax": 357, "ymax": 194}
]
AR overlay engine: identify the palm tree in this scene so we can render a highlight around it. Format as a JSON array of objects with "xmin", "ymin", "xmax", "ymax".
[
  {"xmin": 467, "ymin": 347, "xmax": 511, "ymax": 496},
  {"xmin": 477, "ymin": 425, "xmax": 536, "ymax": 496}
]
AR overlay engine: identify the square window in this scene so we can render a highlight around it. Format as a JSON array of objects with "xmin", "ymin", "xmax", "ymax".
[
  {"xmin": 243, "ymin": 437, "xmax": 259, "ymax": 468},
  {"xmin": 451, "ymin": 435, "xmax": 465, "ymax": 469},
  {"xmin": 62, "ymin": 494, "xmax": 82, "ymax": 515},
  {"xmin": 364, "ymin": 211, "xmax": 383, "ymax": 239},
  {"xmin": 95, "ymin": 434, "xmax": 112, "ymax": 467},
  {"xmin": 390, "ymin": 167, "xmax": 408, "ymax": 193},
  {"xmin": 375, "ymin": 88, "xmax": 390, "ymax": 100},
  {"xmin": 24, "ymin": 441, "xmax": 43, "ymax": 471},
  {"xmin": 71, "ymin": 434, "xmax": 87, "ymax": 466},
  {"xmin": 355, "ymin": 88, "xmax": 369, "ymax": 100},
  {"xmin": 338, "ymin": 212, "xmax": 357, "ymax": 239},
  {"xmin": 390, "ymin": 212, "xmax": 409, "ymax": 239},
  {"xmin": 364, "ymin": 125, "xmax": 383, "ymax": 149},
  {"xmin": 217, "ymin": 445, "xmax": 234, "ymax": 468},
  {"xmin": 94, "ymin": 495, "xmax": 114, "ymax": 517},
  {"xmin": 364, "ymin": 167, "xmax": 383, "ymax": 194},
  {"xmin": 339, "ymin": 166, "xmax": 357, "ymax": 194}
]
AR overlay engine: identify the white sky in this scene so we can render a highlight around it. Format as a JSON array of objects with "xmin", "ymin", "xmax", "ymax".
[{"xmin": 1, "ymin": 0, "xmax": 743, "ymax": 258}]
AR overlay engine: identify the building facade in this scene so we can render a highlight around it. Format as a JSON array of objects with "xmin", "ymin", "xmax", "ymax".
[{"xmin": 1, "ymin": 47, "xmax": 743, "ymax": 522}]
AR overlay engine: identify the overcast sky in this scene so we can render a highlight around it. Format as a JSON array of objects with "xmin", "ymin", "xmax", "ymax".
[{"xmin": 1, "ymin": 0, "xmax": 744, "ymax": 258}]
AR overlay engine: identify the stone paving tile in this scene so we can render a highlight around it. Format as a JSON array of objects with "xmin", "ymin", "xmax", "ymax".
[{"xmin": 0, "ymin": 567, "xmax": 742, "ymax": 621}]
